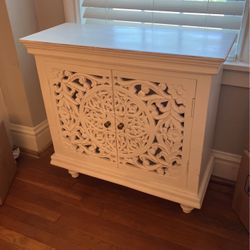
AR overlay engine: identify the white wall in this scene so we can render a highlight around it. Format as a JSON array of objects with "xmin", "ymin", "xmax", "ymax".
[
  {"xmin": 34, "ymin": 0, "xmax": 65, "ymax": 31},
  {"xmin": 214, "ymin": 80, "xmax": 249, "ymax": 155},
  {"xmin": 5, "ymin": 0, "xmax": 47, "ymax": 126},
  {"xmin": 238, "ymin": 1, "xmax": 249, "ymax": 64},
  {"xmin": 2, "ymin": 0, "xmax": 65, "ymax": 128},
  {"xmin": 0, "ymin": 0, "xmax": 33, "ymax": 127},
  {"xmin": 239, "ymin": 24, "xmax": 249, "ymax": 64},
  {"xmin": 211, "ymin": 67, "xmax": 249, "ymax": 181},
  {"xmin": 0, "ymin": 0, "xmax": 64, "ymax": 152}
]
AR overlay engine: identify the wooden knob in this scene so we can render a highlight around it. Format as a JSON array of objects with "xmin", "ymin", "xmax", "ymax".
[
  {"xmin": 117, "ymin": 123, "xmax": 124, "ymax": 130},
  {"xmin": 104, "ymin": 121, "xmax": 111, "ymax": 128}
]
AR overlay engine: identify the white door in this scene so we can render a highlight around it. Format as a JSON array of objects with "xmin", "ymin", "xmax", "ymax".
[
  {"xmin": 112, "ymin": 70, "xmax": 196, "ymax": 178},
  {"xmin": 44, "ymin": 62, "xmax": 117, "ymax": 166}
]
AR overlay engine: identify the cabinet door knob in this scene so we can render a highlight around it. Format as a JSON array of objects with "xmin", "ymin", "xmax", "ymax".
[
  {"xmin": 117, "ymin": 123, "xmax": 124, "ymax": 130},
  {"xmin": 104, "ymin": 121, "xmax": 111, "ymax": 128}
]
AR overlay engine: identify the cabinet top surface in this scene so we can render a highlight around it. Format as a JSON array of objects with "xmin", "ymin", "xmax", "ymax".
[{"xmin": 21, "ymin": 23, "xmax": 236, "ymax": 61}]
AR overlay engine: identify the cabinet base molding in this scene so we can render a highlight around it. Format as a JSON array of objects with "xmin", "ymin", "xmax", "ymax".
[{"xmin": 51, "ymin": 153, "xmax": 214, "ymax": 212}]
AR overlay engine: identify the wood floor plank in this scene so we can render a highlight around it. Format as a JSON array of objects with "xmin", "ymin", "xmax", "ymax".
[
  {"xmin": 0, "ymin": 225, "xmax": 55, "ymax": 250},
  {"xmin": 60, "ymin": 202, "xmax": 245, "ymax": 250},
  {"xmin": 4, "ymin": 180, "xmax": 187, "ymax": 249},
  {"xmin": 18, "ymin": 177, "xmax": 246, "ymax": 249},
  {"xmin": 73, "ymin": 178, "xmax": 248, "ymax": 245},
  {"xmin": 100, "ymin": 199, "xmax": 248, "ymax": 249},
  {"xmin": 15, "ymin": 174, "xmax": 82, "ymax": 201},
  {"xmin": 0, "ymin": 154, "xmax": 248, "ymax": 250},
  {"xmin": 57, "ymin": 202, "xmax": 188, "ymax": 250},
  {"xmin": 0, "ymin": 205, "xmax": 124, "ymax": 250},
  {"xmin": 0, "ymin": 238, "xmax": 20, "ymax": 250},
  {"xmin": 5, "ymin": 196, "xmax": 61, "ymax": 222}
]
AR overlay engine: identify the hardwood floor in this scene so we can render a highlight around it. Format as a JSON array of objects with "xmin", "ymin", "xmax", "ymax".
[{"xmin": 0, "ymin": 152, "xmax": 248, "ymax": 250}]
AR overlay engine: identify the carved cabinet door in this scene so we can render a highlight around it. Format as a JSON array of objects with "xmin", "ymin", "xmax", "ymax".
[
  {"xmin": 47, "ymin": 63, "xmax": 117, "ymax": 165},
  {"xmin": 112, "ymin": 70, "xmax": 196, "ymax": 178}
]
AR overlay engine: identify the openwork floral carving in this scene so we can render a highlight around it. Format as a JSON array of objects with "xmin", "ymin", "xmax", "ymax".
[
  {"xmin": 50, "ymin": 69, "xmax": 117, "ymax": 162},
  {"xmin": 114, "ymin": 76, "xmax": 187, "ymax": 175},
  {"xmin": 50, "ymin": 69, "xmax": 188, "ymax": 175}
]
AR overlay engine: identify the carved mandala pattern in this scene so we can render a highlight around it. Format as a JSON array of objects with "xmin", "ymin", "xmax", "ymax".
[
  {"xmin": 49, "ymin": 69, "xmax": 189, "ymax": 176},
  {"xmin": 114, "ymin": 89, "xmax": 153, "ymax": 156},
  {"xmin": 50, "ymin": 69, "xmax": 117, "ymax": 162},
  {"xmin": 114, "ymin": 76, "xmax": 187, "ymax": 175}
]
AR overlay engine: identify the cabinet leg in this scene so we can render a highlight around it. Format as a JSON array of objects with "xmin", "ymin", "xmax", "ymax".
[
  {"xmin": 68, "ymin": 170, "xmax": 79, "ymax": 178},
  {"xmin": 180, "ymin": 204, "xmax": 194, "ymax": 214}
]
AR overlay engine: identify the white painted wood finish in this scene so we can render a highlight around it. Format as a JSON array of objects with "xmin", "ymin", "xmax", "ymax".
[
  {"xmin": 21, "ymin": 23, "xmax": 236, "ymax": 212},
  {"xmin": 21, "ymin": 23, "xmax": 236, "ymax": 60}
]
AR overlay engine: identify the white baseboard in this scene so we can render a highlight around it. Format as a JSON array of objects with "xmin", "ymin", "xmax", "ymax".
[
  {"xmin": 212, "ymin": 149, "xmax": 242, "ymax": 181},
  {"xmin": 10, "ymin": 120, "xmax": 51, "ymax": 153}
]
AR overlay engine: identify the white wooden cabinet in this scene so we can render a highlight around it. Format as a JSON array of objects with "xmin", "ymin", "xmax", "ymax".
[{"xmin": 21, "ymin": 23, "xmax": 236, "ymax": 213}]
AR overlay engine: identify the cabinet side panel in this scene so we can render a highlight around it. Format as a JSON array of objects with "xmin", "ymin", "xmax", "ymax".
[
  {"xmin": 199, "ymin": 68, "xmax": 223, "ymax": 185},
  {"xmin": 34, "ymin": 56, "xmax": 64, "ymax": 152},
  {"xmin": 188, "ymin": 69, "xmax": 222, "ymax": 200},
  {"xmin": 187, "ymin": 75, "xmax": 212, "ymax": 194}
]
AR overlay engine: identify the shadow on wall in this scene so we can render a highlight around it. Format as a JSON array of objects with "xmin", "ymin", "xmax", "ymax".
[{"xmin": 214, "ymin": 82, "xmax": 249, "ymax": 155}]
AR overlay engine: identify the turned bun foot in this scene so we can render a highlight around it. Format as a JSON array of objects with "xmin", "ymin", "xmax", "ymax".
[
  {"xmin": 68, "ymin": 170, "xmax": 79, "ymax": 178},
  {"xmin": 180, "ymin": 204, "xmax": 194, "ymax": 213}
]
